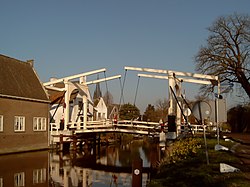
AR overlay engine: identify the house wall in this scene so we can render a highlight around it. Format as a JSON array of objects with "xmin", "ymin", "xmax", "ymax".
[
  {"xmin": 0, "ymin": 97, "xmax": 49, "ymax": 154},
  {"xmin": 96, "ymin": 98, "xmax": 107, "ymax": 120}
]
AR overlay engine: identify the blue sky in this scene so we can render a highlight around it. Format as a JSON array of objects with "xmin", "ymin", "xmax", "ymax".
[{"xmin": 1, "ymin": 0, "xmax": 249, "ymax": 112}]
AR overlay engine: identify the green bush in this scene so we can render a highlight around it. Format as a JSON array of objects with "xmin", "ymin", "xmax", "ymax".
[{"xmin": 159, "ymin": 138, "xmax": 202, "ymax": 167}]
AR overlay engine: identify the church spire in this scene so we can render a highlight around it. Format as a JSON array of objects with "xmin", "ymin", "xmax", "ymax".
[{"xmin": 93, "ymin": 75, "xmax": 102, "ymax": 100}]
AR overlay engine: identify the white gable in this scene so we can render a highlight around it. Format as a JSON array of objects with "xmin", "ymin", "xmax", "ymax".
[{"xmin": 95, "ymin": 97, "xmax": 107, "ymax": 120}]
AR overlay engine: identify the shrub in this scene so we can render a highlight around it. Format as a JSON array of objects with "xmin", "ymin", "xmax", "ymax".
[{"xmin": 159, "ymin": 138, "xmax": 202, "ymax": 167}]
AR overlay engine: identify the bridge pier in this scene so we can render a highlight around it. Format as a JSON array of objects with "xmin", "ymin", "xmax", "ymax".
[
  {"xmin": 59, "ymin": 134, "xmax": 63, "ymax": 151},
  {"xmin": 56, "ymin": 132, "xmax": 101, "ymax": 152},
  {"xmin": 73, "ymin": 135, "xmax": 77, "ymax": 151}
]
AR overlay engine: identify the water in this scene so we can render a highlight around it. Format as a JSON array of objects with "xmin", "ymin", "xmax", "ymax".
[{"xmin": 0, "ymin": 139, "xmax": 160, "ymax": 187}]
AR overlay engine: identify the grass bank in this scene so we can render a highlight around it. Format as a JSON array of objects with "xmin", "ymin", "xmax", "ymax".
[{"xmin": 148, "ymin": 135, "xmax": 250, "ymax": 187}]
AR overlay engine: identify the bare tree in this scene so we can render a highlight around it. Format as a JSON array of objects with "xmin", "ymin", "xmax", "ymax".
[
  {"xmin": 155, "ymin": 99, "xmax": 169, "ymax": 121},
  {"xmin": 103, "ymin": 91, "xmax": 114, "ymax": 106},
  {"xmin": 195, "ymin": 13, "xmax": 250, "ymax": 99}
]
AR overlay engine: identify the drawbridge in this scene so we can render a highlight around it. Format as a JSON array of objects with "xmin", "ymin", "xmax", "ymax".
[
  {"xmin": 45, "ymin": 66, "xmax": 223, "ymax": 145},
  {"xmin": 44, "ymin": 68, "xmax": 161, "ymax": 144}
]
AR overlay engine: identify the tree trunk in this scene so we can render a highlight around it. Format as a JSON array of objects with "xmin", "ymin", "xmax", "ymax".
[{"xmin": 236, "ymin": 70, "xmax": 250, "ymax": 99}]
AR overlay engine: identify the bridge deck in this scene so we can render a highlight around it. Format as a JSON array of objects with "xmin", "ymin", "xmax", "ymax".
[{"xmin": 50, "ymin": 120, "xmax": 161, "ymax": 143}]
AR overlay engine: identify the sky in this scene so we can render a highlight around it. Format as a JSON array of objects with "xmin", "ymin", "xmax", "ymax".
[{"xmin": 1, "ymin": 0, "xmax": 249, "ymax": 112}]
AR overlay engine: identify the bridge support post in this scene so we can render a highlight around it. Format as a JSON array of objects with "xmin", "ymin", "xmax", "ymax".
[
  {"xmin": 59, "ymin": 134, "xmax": 64, "ymax": 151},
  {"xmin": 73, "ymin": 135, "xmax": 77, "ymax": 151},
  {"xmin": 83, "ymin": 94, "xmax": 88, "ymax": 130},
  {"xmin": 93, "ymin": 134, "xmax": 97, "ymax": 156},
  {"xmin": 159, "ymin": 131, "xmax": 166, "ymax": 148},
  {"xmin": 167, "ymin": 115, "xmax": 177, "ymax": 140},
  {"xmin": 64, "ymin": 81, "xmax": 70, "ymax": 130},
  {"xmin": 132, "ymin": 157, "xmax": 142, "ymax": 187}
]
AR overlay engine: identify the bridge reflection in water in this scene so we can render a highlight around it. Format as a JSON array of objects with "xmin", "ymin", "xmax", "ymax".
[
  {"xmin": 51, "ymin": 139, "xmax": 160, "ymax": 187},
  {"xmin": 0, "ymin": 139, "xmax": 161, "ymax": 187}
]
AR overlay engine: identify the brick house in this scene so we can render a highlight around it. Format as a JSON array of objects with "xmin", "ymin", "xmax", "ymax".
[{"xmin": 0, "ymin": 54, "xmax": 50, "ymax": 154}]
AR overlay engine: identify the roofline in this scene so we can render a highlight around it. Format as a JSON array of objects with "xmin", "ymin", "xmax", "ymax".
[
  {"xmin": 0, "ymin": 94, "xmax": 50, "ymax": 103},
  {"xmin": 31, "ymin": 61, "xmax": 50, "ymax": 100},
  {"xmin": 0, "ymin": 54, "xmax": 24, "ymax": 62}
]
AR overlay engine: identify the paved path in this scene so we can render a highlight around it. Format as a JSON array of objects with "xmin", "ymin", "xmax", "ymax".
[{"xmin": 224, "ymin": 133, "xmax": 250, "ymax": 167}]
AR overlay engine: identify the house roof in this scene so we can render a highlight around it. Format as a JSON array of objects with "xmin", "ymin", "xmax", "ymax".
[
  {"xmin": 48, "ymin": 90, "xmax": 78, "ymax": 105},
  {"xmin": 0, "ymin": 54, "xmax": 49, "ymax": 102}
]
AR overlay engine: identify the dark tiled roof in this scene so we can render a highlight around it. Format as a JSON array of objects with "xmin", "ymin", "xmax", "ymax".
[
  {"xmin": 48, "ymin": 89, "xmax": 78, "ymax": 104},
  {"xmin": 0, "ymin": 54, "xmax": 48, "ymax": 101}
]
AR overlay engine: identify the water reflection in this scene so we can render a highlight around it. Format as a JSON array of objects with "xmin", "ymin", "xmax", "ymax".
[
  {"xmin": 0, "ymin": 139, "xmax": 160, "ymax": 187},
  {"xmin": 0, "ymin": 151, "xmax": 49, "ymax": 187}
]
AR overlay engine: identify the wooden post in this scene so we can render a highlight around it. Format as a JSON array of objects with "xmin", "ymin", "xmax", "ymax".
[
  {"xmin": 93, "ymin": 134, "xmax": 96, "ymax": 156},
  {"xmin": 64, "ymin": 81, "xmax": 70, "ymax": 130},
  {"xmin": 83, "ymin": 94, "xmax": 88, "ymax": 130},
  {"xmin": 59, "ymin": 152, "xmax": 63, "ymax": 169},
  {"xmin": 60, "ymin": 134, "xmax": 63, "ymax": 151},
  {"xmin": 132, "ymin": 157, "xmax": 142, "ymax": 187},
  {"xmin": 73, "ymin": 135, "xmax": 77, "ymax": 151}
]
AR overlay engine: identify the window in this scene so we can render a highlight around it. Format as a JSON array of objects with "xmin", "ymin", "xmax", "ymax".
[
  {"xmin": 14, "ymin": 172, "xmax": 25, "ymax": 187},
  {"xmin": 0, "ymin": 115, "xmax": 3, "ymax": 132},
  {"xmin": 98, "ymin": 113, "xmax": 101, "ymax": 118},
  {"xmin": 33, "ymin": 168, "xmax": 46, "ymax": 184},
  {"xmin": 33, "ymin": 117, "xmax": 46, "ymax": 131},
  {"xmin": 14, "ymin": 116, "xmax": 25, "ymax": 132}
]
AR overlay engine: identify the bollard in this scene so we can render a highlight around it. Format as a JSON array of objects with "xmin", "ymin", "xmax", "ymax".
[{"xmin": 132, "ymin": 157, "xmax": 142, "ymax": 187}]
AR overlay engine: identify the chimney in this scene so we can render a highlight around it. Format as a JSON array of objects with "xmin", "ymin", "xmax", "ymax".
[
  {"xmin": 27, "ymin": 59, "xmax": 34, "ymax": 67},
  {"xmin": 50, "ymin": 77, "xmax": 58, "ymax": 82}
]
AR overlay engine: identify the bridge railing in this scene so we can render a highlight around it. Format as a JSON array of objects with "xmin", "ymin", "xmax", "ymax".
[{"xmin": 50, "ymin": 120, "xmax": 206, "ymax": 135}]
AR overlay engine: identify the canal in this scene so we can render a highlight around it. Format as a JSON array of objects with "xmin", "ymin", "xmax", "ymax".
[{"xmin": 0, "ymin": 137, "xmax": 161, "ymax": 187}]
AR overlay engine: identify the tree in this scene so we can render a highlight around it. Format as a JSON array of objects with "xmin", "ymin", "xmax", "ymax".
[
  {"xmin": 155, "ymin": 99, "xmax": 169, "ymax": 121},
  {"xmin": 119, "ymin": 103, "xmax": 140, "ymax": 120},
  {"xmin": 103, "ymin": 91, "xmax": 114, "ymax": 106},
  {"xmin": 227, "ymin": 104, "xmax": 250, "ymax": 132},
  {"xmin": 195, "ymin": 13, "xmax": 250, "ymax": 99},
  {"xmin": 143, "ymin": 104, "xmax": 158, "ymax": 122}
]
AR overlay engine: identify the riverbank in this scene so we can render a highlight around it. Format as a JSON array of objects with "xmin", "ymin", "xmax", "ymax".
[{"xmin": 148, "ymin": 134, "xmax": 250, "ymax": 187}]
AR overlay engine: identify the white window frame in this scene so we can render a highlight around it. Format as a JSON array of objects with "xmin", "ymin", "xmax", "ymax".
[
  {"xmin": 33, "ymin": 168, "xmax": 46, "ymax": 184},
  {"xmin": 33, "ymin": 117, "xmax": 47, "ymax": 131},
  {"xmin": 14, "ymin": 172, "xmax": 25, "ymax": 187},
  {"xmin": 0, "ymin": 115, "xmax": 3, "ymax": 132},
  {"xmin": 14, "ymin": 116, "xmax": 25, "ymax": 132}
]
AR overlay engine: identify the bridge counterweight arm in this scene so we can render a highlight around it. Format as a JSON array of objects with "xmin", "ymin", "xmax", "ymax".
[
  {"xmin": 85, "ymin": 75, "xmax": 122, "ymax": 85},
  {"xmin": 138, "ymin": 74, "xmax": 212, "ymax": 85},
  {"xmin": 44, "ymin": 68, "xmax": 106, "ymax": 86},
  {"xmin": 125, "ymin": 66, "xmax": 218, "ymax": 82}
]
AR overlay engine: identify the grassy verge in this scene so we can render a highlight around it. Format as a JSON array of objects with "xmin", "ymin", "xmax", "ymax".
[{"xmin": 148, "ymin": 135, "xmax": 250, "ymax": 187}]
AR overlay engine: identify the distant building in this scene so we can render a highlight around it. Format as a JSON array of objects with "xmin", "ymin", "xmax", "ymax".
[
  {"xmin": 93, "ymin": 81, "xmax": 119, "ymax": 121},
  {"xmin": 93, "ymin": 81, "xmax": 107, "ymax": 120},
  {"xmin": 93, "ymin": 75, "xmax": 102, "ymax": 100},
  {"xmin": 0, "ymin": 54, "xmax": 50, "ymax": 154},
  {"xmin": 94, "ymin": 97, "xmax": 107, "ymax": 120}
]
